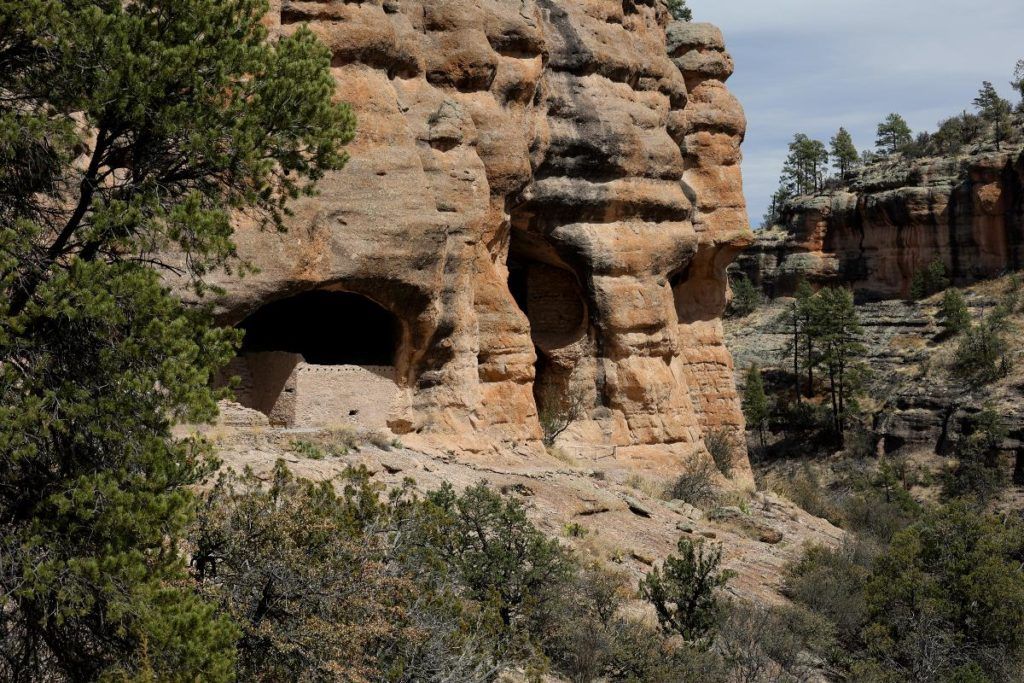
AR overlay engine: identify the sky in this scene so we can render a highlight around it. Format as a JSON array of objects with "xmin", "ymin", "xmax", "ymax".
[{"xmin": 687, "ymin": 0, "xmax": 1024, "ymax": 227}]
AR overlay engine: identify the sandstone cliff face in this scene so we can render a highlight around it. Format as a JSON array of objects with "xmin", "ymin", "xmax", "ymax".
[
  {"xmin": 740, "ymin": 145, "xmax": 1024, "ymax": 300},
  {"xmin": 203, "ymin": 1, "xmax": 751, "ymax": 484}
]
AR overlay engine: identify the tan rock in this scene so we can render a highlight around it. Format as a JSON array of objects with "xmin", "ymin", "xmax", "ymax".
[
  {"xmin": 197, "ymin": 3, "xmax": 754, "ymax": 487},
  {"xmin": 740, "ymin": 145, "xmax": 1024, "ymax": 299}
]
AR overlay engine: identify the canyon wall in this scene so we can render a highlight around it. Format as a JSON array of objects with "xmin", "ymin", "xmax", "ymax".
[
  {"xmin": 201, "ymin": 1, "xmax": 752, "ymax": 484},
  {"xmin": 740, "ymin": 146, "xmax": 1024, "ymax": 300}
]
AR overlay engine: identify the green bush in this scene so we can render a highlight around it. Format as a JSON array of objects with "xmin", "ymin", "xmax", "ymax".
[
  {"xmin": 563, "ymin": 522, "xmax": 589, "ymax": 538},
  {"xmin": 640, "ymin": 538, "xmax": 734, "ymax": 646},
  {"xmin": 952, "ymin": 318, "xmax": 1010, "ymax": 386},
  {"xmin": 776, "ymin": 393, "xmax": 842, "ymax": 449},
  {"xmin": 193, "ymin": 464, "xmax": 506, "ymax": 682},
  {"xmin": 842, "ymin": 462, "xmax": 923, "ymax": 542},
  {"xmin": 728, "ymin": 273, "xmax": 762, "ymax": 317},
  {"xmin": 909, "ymin": 257, "xmax": 950, "ymax": 299},
  {"xmin": 718, "ymin": 602, "xmax": 836, "ymax": 682},
  {"xmin": 940, "ymin": 287, "xmax": 971, "ymax": 334},
  {"xmin": 942, "ymin": 406, "xmax": 1009, "ymax": 505},
  {"xmin": 424, "ymin": 482, "xmax": 573, "ymax": 627},
  {"xmin": 783, "ymin": 542, "xmax": 873, "ymax": 646},
  {"xmin": 665, "ymin": 0, "xmax": 693, "ymax": 21},
  {"xmin": 742, "ymin": 363, "xmax": 770, "ymax": 452},
  {"xmin": 289, "ymin": 438, "xmax": 327, "ymax": 459},
  {"xmin": 192, "ymin": 463, "xmax": 761, "ymax": 682},
  {"xmin": 523, "ymin": 563, "xmax": 625, "ymax": 681},
  {"xmin": 863, "ymin": 504, "xmax": 1024, "ymax": 680},
  {"xmin": 607, "ymin": 620, "xmax": 727, "ymax": 682}
]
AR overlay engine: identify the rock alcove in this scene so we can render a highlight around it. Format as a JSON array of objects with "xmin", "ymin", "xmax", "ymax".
[{"xmin": 225, "ymin": 289, "xmax": 401, "ymax": 429}]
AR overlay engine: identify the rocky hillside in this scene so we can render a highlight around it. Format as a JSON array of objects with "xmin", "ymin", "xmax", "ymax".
[
  {"xmin": 198, "ymin": 411, "xmax": 841, "ymax": 608},
  {"xmin": 726, "ymin": 274, "xmax": 1024, "ymax": 484},
  {"xmin": 186, "ymin": 0, "xmax": 756, "ymax": 484},
  {"xmin": 739, "ymin": 136, "xmax": 1024, "ymax": 300},
  {"xmin": 177, "ymin": 0, "xmax": 850, "ymax": 614}
]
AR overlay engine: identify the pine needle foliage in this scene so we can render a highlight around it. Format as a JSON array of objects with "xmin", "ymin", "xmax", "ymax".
[{"xmin": 0, "ymin": 2, "xmax": 354, "ymax": 679}]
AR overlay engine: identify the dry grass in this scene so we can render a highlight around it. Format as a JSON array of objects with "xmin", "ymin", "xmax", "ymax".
[
  {"xmin": 762, "ymin": 465, "xmax": 844, "ymax": 528},
  {"xmin": 364, "ymin": 429, "xmax": 402, "ymax": 451},
  {"xmin": 624, "ymin": 472, "xmax": 669, "ymax": 500},
  {"xmin": 664, "ymin": 459, "xmax": 720, "ymax": 508},
  {"xmin": 546, "ymin": 445, "xmax": 577, "ymax": 466},
  {"xmin": 889, "ymin": 334, "xmax": 927, "ymax": 351}
]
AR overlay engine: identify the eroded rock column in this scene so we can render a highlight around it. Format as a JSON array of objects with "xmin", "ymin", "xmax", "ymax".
[{"xmin": 200, "ymin": 1, "xmax": 755, "ymax": 485}]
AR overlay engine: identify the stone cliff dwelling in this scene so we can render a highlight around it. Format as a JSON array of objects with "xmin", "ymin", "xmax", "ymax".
[
  {"xmin": 226, "ymin": 289, "xmax": 402, "ymax": 429},
  {"xmin": 204, "ymin": 2, "xmax": 756, "ymax": 486}
]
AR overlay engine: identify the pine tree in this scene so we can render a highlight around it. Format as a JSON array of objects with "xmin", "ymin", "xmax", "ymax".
[
  {"xmin": 666, "ymin": 0, "xmax": 692, "ymax": 21},
  {"xmin": 782, "ymin": 134, "xmax": 829, "ymax": 195},
  {"xmin": 729, "ymin": 273, "xmax": 762, "ymax": 317},
  {"xmin": 640, "ymin": 538, "xmax": 733, "ymax": 646},
  {"xmin": 795, "ymin": 279, "xmax": 821, "ymax": 399},
  {"xmin": 0, "ymin": 1, "xmax": 355, "ymax": 679},
  {"xmin": 909, "ymin": 256, "xmax": 950, "ymax": 300},
  {"xmin": 830, "ymin": 127, "xmax": 859, "ymax": 180},
  {"xmin": 781, "ymin": 280, "xmax": 809, "ymax": 404},
  {"xmin": 940, "ymin": 288, "xmax": 971, "ymax": 335},
  {"xmin": 876, "ymin": 113, "xmax": 913, "ymax": 154},
  {"xmin": 973, "ymin": 81, "xmax": 1013, "ymax": 149},
  {"xmin": 813, "ymin": 287, "xmax": 865, "ymax": 437},
  {"xmin": 1013, "ymin": 59, "xmax": 1024, "ymax": 102},
  {"xmin": 742, "ymin": 364, "xmax": 771, "ymax": 451},
  {"xmin": 762, "ymin": 186, "xmax": 793, "ymax": 229},
  {"xmin": 934, "ymin": 116, "xmax": 969, "ymax": 155}
]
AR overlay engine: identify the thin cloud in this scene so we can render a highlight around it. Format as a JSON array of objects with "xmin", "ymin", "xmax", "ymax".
[{"xmin": 689, "ymin": 0, "xmax": 1024, "ymax": 225}]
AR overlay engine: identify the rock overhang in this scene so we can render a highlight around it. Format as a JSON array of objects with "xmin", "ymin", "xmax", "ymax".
[{"xmin": 201, "ymin": 1, "xmax": 754, "ymax": 488}]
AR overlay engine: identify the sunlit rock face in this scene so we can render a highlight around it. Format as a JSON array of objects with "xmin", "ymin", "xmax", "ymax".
[
  {"xmin": 740, "ymin": 146, "xmax": 1024, "ymax": 301},
  {"xmin": 204, "ymin": 1, "xmax": 753, "ymax": 486}
]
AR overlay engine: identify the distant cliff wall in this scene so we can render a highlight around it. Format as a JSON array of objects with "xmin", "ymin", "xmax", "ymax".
[{"xmin": 739, "ymin": 145, "xmax": 1024, "ymax": 300}]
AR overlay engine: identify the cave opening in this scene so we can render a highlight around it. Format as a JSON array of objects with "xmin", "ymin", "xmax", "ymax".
[
  {"xmin": 226, "ymin": 289, "xmax": 402, "ymax": 427},
  {"xmin": 238, "ymin": 289, "xmax": 398, "ymax": 366},
  {"xmin": 506, "ymin": 247, "xmax": 590, "ymax": 430}
]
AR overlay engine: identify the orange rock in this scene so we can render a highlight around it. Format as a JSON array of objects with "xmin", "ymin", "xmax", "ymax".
[
  {"xmin": 742, "ymin": 147, "xmax": 1024, "ymax": 300},
  {"xmin": 196, "ymin": 3, "xmax": 754, "ymax": 488}
]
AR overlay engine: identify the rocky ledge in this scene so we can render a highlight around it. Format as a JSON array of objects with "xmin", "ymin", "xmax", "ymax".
[{"xmin": 739, "ymin": 143, "xmax": 1024, "ymax": 300}]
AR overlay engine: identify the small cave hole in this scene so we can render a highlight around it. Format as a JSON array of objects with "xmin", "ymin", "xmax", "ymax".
[{"xmin": 507, "ymin": 253, "xmax": 589, "ymax": 433}]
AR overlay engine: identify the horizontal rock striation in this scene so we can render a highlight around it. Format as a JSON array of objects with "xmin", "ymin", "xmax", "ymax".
[
  {"xmin": 740, "ymin": 145, "xmax": 1024, "ymax": 300},
  {"xmin": 198, "ymin": 1, "xmax": 752, "ymax": 485},
  {"xmin": 726, "ymin": 293, "xmax": 1024, "ymax": 482}
]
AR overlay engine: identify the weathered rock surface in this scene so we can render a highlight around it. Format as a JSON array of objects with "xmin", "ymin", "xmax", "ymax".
[
  {"xmin": 725, "ymin": 281, "xmax": 1024, "ymax": 481},
  {"xmin": 198, "ymin": 420, "xmax": 842, "ymax": 607},
  {"xmin": 195, "ymin": 2, "xmax": 753, "ymax": 485},
  {"xmin": 739, "ymin": 144, "xmax": 1024, "ymax": 300}
]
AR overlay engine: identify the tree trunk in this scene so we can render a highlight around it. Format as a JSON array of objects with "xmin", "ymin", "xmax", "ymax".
[
  {"xmin": 793, "ymin": 309, "xmax": 800, "ymax": 404},
  {"xmin": 828, "ymin": 363, "xmax": 839, "ymax": 436},
  {"xmin": 837, "ymin": 357, "xmax": 845, "ymax": 428},
  {"xmin": 805, "ymin": 329, "xmax": 813, "ymax": 398}
]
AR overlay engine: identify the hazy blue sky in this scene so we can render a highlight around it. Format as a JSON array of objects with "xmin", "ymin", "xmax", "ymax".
[{"xmin": 687, "ymin": 0, "xmax": 1024, "ymax": 226}]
